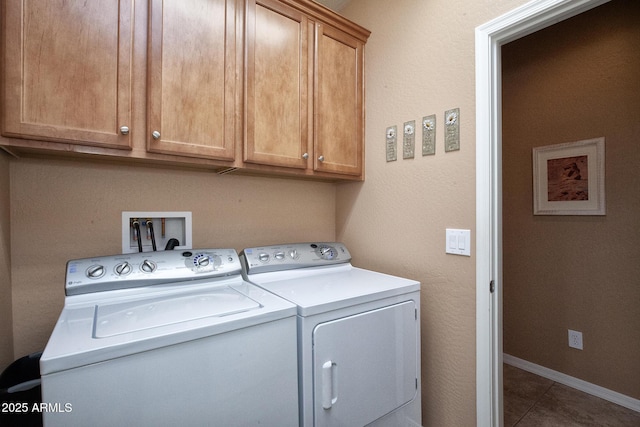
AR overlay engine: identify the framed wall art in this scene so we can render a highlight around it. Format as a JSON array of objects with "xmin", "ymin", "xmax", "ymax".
[{"xmin": 532, "ymin": 137, "xmax": 605, "ymax": 215}]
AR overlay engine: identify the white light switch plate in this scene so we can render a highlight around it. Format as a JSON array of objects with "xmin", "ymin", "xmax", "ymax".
[{"xmin": 445, "ymin": 228, "xmax": 471, "ymax": 256}]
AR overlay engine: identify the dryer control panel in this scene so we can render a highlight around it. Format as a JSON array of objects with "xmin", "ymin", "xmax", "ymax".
[
  {"xmin": 65, "ymin": 249, "xmax": 241, "ymax": 296},
  {"xmin": 241, "ymin": 242, "xmax": 351, "ymax": 275}
]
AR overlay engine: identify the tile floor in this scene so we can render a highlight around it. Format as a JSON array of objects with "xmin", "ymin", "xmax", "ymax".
[{"xmin": 503, "ymin": 364, "xmax": 640, "ymax": 426}]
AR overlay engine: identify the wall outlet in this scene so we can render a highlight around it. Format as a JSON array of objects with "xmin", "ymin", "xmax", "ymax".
[{"xmin": 568, "ymin": 329, "xmax": 583, "ymax": 350}]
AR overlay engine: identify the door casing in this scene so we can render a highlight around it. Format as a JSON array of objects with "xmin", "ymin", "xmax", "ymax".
[{"xmin": 474, "ymin": 1, "xmax": 611, "ymax": 425}]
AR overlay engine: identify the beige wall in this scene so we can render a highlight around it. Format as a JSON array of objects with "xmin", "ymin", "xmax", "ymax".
[
  {"xmin": 8, "ymin": 158, "xmax": 336, "ymax": 359},
  {"xmin": 338, "ymin": 0, "xmax": 528, "ymax": 425},
  {"xmin": 502, "ymin": 0, "xmax": 640, "ymax": 400},
  {"xmin": 0, "ymin": 152, "xmax": 13, "ymax": 368},
  {"xmin": 7, "ymin": 1, "xmax": 631, "ymax": 426}
]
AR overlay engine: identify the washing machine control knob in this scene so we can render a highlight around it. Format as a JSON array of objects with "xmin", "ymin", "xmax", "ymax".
[
  {"xmin": 258, "ymin": 253, "xmax": 270, "ymax": 263},
  {"xmin": 288, "ymin": 249, "xmax": 298, "ymax": 259},
  {"xmin": 140, "ymin": 259, "xmax": 157, "ymax": 273},
  {"xmin": 317, "ymin": 245, "xmax": 338, "ymax": 260},
  {"xmin": 86, "ymin": 264, "xmax": 106, "ymax": 279},
  {"xmin": 196, "ymin": 256, "xmax": 210, "ymax": 267},
  {"xmin": 274, "ymin": 251, "xmax": 285, "ymax": 260},
  {"xmin": 114, "ymin": 262, "xmax": 132, "ymax": 276},
  {"xmin": 191, "ymin": 253, "xmax": 222, "ymax": 272}
]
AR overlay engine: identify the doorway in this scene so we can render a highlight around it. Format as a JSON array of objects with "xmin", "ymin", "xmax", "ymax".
[{"xmin": 474, "ymin": 0, "xmax": 611, "ymax": 425}]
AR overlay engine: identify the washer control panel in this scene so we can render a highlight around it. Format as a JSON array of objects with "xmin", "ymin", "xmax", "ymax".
[
  {"xmin": 65, "ymin": 249, "xmax": 240, "ymax": 296},
  {"xmin": 241, "ymin": 242, "xmax": 351, "ymax": 275}
]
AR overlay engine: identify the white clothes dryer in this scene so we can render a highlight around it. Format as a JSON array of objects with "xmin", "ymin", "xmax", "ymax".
[
  {"xmin": 40, "ymin": 249, "xmax": 299, "ymax": 427},
  {"xmin": 241, "ymin": 242, "xmax": 422, "ymax": 427}
]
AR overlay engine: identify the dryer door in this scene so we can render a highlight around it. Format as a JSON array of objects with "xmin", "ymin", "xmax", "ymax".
[{"xmin": 312, "ymin": 300, "xmax": 418, "ymax": 427}]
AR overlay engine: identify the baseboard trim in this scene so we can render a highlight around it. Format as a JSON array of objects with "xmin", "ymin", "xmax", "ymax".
[{"xmin": 503, "ymin": 354, "xmax": 640, "ymax": 413}]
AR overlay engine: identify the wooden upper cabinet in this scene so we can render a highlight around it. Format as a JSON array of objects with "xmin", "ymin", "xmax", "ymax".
[
  {"xmin": 244, "ymin": 0, "xmax": 310, "ymax": 169},
  {"xmin": 314, "ymin": 23, "xmax": 364, "ymax": 177},
  {"xmin": 147, "ymin": 0, "xmax": 236, "ymax": 161},
  {"xmin": 1, "ymin": 0, "xmax": 369, "ymax": 180},
  {"xmin": 244, "ymin": 0, "xmax": 369, "ymax": 179},
  {"xmin": 2, "ymin": 0, "xmax": 133, "ymax": 149}
]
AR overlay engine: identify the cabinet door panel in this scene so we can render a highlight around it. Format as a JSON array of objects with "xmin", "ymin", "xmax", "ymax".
[
  {"xmin": 244, "ymin": 0, "xmax": 309, "ymax": 169},
  {"xmin": 314, "ymin": 24, "xmax": 364, "ymax": 176},
  {"xmin": 2, "ymin": 0, "xmax": 133, "ymax": 149},
  {"xmin": 147, "ymin": 0, "xmax": 235, "ymax": 160}
]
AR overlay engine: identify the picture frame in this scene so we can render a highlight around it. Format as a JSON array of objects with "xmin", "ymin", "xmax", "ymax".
[{"xmin": 532, "ymin": 137, "xmax": 605, "ymax": 215}]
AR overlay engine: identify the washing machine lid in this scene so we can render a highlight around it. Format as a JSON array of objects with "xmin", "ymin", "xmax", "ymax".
[
  {"xmin": 40, "ymin": 277, "xmax": 296, "ymax": 375},
  {"xmin": 93, "ymin": 286, "xmax": 261, "ymax": 338},
  {"xmin": 248, "ymin": 264, "xmax": 420, "ymax": 317}
]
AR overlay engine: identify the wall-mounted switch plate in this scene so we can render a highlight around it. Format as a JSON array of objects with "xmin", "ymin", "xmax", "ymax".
[
  {"xmin": 445, "ymin": 228, "xmax": 471, "ymax": 256},
  {"xmin": 403, "ymin": 120, "xmax": 415, "ymax": 159},
  {"xmin": 122, "ymin": 211, "xmax": 192, "ymax": 253},
  {"xmin": 422, "ymin": 115, "xmax": 436, "ymax": 156},
  {"xmin": 386, "ymin": 125, "xmax": 397, "ymax": 162},
  {"xmin": 444, "ymin": 108, "xmax": 460, "ymax": 152}
]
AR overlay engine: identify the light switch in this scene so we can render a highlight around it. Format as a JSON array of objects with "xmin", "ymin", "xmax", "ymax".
[
  {"xmin": 445, "ymin": 228, "xmax": 471, "ymax": 256},
  {"xmin": 448, "ymin": 234, "xmax": 457, "ymax": 249}
]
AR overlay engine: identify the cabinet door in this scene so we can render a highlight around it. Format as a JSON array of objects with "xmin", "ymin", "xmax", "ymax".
[
  {"xmin": 147, "ymin": 0, "xmax": 236, "ymax": 161},
  {"xmin": 2, "ymin": 0, "xmax": 133, "ymax": 149},
  {"xmin": 312, "ymin": 301, "xmax": 418, "ymax": 427},
  {"xmin": 314, "ymin": 24, "xmax": 364, "ymax": 177},
  {"xmin": 244, "ymin": 0, "xmax": 310, "ymax": 169}
]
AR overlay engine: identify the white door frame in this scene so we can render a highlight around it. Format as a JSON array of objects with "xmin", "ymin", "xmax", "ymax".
[{"xmin": 474, "ymin": 0, "xmax": 610, "ymax": 425}]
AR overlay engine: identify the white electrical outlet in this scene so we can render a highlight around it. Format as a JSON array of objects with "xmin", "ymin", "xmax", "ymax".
[{"xmin": 568, "ymin": 329, "xmax": 583, "ymax": 350}]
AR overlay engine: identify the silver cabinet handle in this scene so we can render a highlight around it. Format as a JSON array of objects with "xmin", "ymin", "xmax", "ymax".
[
  {"xmin": 302, "ymin": 153, "xmax": 309, "ymax": 160},
  {"xmin": 120, "ymin": 126, "xmax": 129, "ymax": 135},
  {"xmin": 318, "ymin": 155, "xmax": 324, "ymax": 162},
  {"xmin": 152, "ymin": 131, "xmax": 161, "ymax": 140}
]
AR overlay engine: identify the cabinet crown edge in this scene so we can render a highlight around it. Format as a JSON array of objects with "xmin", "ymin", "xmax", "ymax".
[{"xmin": 275, "ymin": 0, "xmax": 371, "ymax": 41}]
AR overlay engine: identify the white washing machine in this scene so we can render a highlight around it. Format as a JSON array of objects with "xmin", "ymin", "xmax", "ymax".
[
  {"xmin": 40, "ymin": 248, "xmax": 299, "ymax": 427},
  {"xmin": 241, "ymin": 242, "xmax": 422, "ymax": 427}
]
